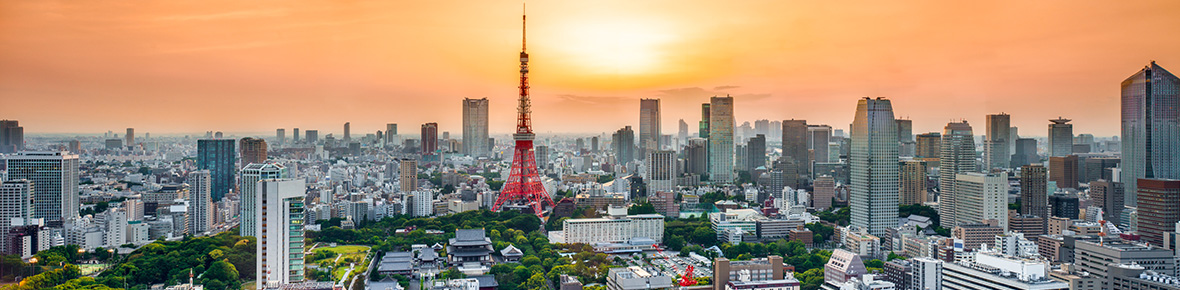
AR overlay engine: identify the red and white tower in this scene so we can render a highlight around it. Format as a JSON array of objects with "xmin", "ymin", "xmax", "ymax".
[{"xmin": 493, "ymin": 8, "xmax": 554, "ymax": 217}]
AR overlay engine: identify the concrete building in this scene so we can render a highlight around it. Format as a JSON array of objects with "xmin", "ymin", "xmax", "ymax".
[
  {"xmin": 1090, "ymin": 180, "xmax": 1125, "ymax": 225},
  {"xmin": 1048, "ymin": 118, "xmax": 1074, "ymax": 158},
  {"xmin": 824, "ymin": 249, "xmax": 867, "ymax": 284},
  {"xmin": 713, "ymin": 256, "xmax": 786, "ymax": 290},
  {"xmin": 1021, "ymin": 164, "xmax": 1050, "ymax": 220},
  {"xmin": 239, "ymin": 137, "xmax": 268, "ymax": 168},
  {"xmin": 197, "ymin": 139, "xmax": 236, "ymax": 202},
  {"xmin": 613, "ymin": 126, "xmax": 636, "ymax": 165},
  {"xmin": 1136, "ymin": 178, "xmax": 1180, "ymax": 247},
  {"xmin": 782, "ymin": 120, "xmax": 809, "ymax": 182},
  {"xmin": 607, "ymin": 267, "xmax": 673, "ymax": 290},
  {"xmin": 646, "ymin": 150, "xmax": 676, "ymax": 194},
  {"xmin": 850, "ymin": 97, "xmax": 900, "ymax": 237},
  {"xmin": 955, "ymin": 173, "xmax": 1009, "ymax": 230},
  {"xmin": 1120, "ymin": 62, "xmax": 1180, "ymax": 207},
  {"xmin": 0, "ymin": 180, "xmax": 33, "ymax": 253},
  {"xmin": 256, "ymin": 179, "xmax": 307, "ymax": 288},
  {"xmin": 560, "ymin": 207, "xmax": 663, "ymax": 244},
  {"xmin": 941, "ymin": 251, "xmax": 1068, "ymax": 290},
  {"xmin": 421, "ymin": 123, "xmax": 439, "ymax": 156},
  {"xmin": 0, "ymin": 120, "xmax": 24, "ymax": 153},
  {"xmin": 813, "ymin": 176, "xmax": 836, "ymax": 211},
  {"xmin": 400, "ymin": 159, "xmax": 418, "ymax": 193},
  {"xmin": 186, "ymin": 171, "xmax": 213, "ymax": 235},
  {"xmin": 1012, "ymin": 138, "xmax": 1040, "ymax": 168},
  {"xmin": 911, "ymin": 257, "xmax": 943, "ymax": 290},
  {"xmin": 1073, "ymin": 239, "xmax": 1177, "ymax": 288},
  {"xmin": 239, "ymin": 163, "xmax": 288, "ymax": 237},
  {"xmin": 639, "ymin": 98, "xmax": 661, "ymax": 156},
  {"xmin": 900, "ymin": 160, "xmax": 928, "ymax": 205},
  {"xmin": 940, "ymin": 121, "xmax": 976, "ymax": 228},
  {"xmin": 4, "ymin": 151, "xmax": 79, "ymax": 228},
  {"xmin": 916, "ymin": 132, "xmax": 941, "ymax": 159},
  {"xmin": 1049, "ymin": 155, "xmax": 1079, "ymax": 189},
  {"xmin": 952, "ymin": 223, "xmax": 1004, "ymax": 251},
  {"xmin": 462, "ymin": 98, "xmax": 490, "ymax": 157}
]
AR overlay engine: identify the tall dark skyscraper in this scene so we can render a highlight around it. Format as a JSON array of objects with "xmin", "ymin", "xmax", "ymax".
[
  {"xmin": 239, "ymin": 137, "xmax": 268, "ymax": 167},
  {"xmin": 421, "ymin": 123, "xmax": 438, "ymax": 156},
  {"xmin": 1011, "ymin": 138, "xmax": 1039, "ymax": 167},
  {"xmin": 125, "ymin": 128, "xmax": 135, "ymax": 148},
  {"xmin": 1049, "ymin": 155, "xmax": 1079, "ymax": 189},
  {"xmin": 613, "ymin": 126, "xmax": 636, "ymax": 164},
  {"xmin": 782, "ymin": 119, "xmax": 809, "ymax": 178},
  {"xmin": 1121, "ymin": 62, "xmax": 1180, "ymax": 207},
  {"xmin": 343, "ymin": 122, "xmax": 351, "ymax": 142},
  {"xmin": 746, "ymin": 134, "xmax": 766, "ymax": 171},
  {"xmin": 1089, "ymin": 180, "xmax": 1124, "ymax": 225},
  {"xmin": 304, "ymin": 130, "xmax": 318, "ymax": 144},
  {"xmin": 0, "ymin": 120, "xmax": 24, "ymax": 154},
  {"xmin": 293, "ymin": 128, "xmax": 300, "ymax": 142},
  {"xmin": 915, "ymin": 132, "xmax": 940, "ymax": 159},
  {"xmin": 639, "ymin": 98, "xmax": 661, "ymax": 156},
  {"xmin": 198, "ymin": 139, "xmax": 236, "ymax": 202},
  {"xmin": 809, "ymin": 125, "xmax": 832, "ymax": 163},
  {"xmin": 1020, "ymin": 164, "xmax": 1048, "ymax": 219},
  {"xmin": 984, "ymin": 113, "xmax": 1011, "ymax": 170},
  {"xmin": 699, "ymin": 103, "xmax": 710, "ymax": 139}
]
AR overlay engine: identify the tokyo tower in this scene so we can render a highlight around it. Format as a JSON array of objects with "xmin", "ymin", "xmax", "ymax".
[{"xmin": 493, "ymin": 8, "xmax": 554, "ymax": 217}]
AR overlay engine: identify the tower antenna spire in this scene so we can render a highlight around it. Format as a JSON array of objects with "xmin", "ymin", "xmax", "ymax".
[{"xmin": 522, "ymin": 3, "xmax": 526, "ymax": 51}]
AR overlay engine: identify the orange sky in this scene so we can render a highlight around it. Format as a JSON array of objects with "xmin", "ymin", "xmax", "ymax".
[{"xmin": 2, "ymin": 1, "xmax": 1180, "ymax": 137}]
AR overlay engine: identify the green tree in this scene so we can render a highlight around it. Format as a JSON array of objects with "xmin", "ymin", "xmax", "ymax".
[{"xmin": 628, "ymin": 202, "xmax": 656, "ymax": 215}]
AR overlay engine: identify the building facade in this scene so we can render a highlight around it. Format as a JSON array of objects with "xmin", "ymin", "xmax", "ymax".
[
  {"xmin": 709, "ymin": 96, "xmax": 736, "ymax": 182},
  {"xmin": 4, "ymin": 151, "xmax": 79, "ymax": 228},
  {"xmin": 850, "ymin": 97, "xmax": 900, "ymax": 237},
  {"xmin": 197, "ymin": 139, "xmax": 236, "ymax": 202},
  {"xmin": 462, "ymin": 98, "xmax": 490, "ymax": 157},
  {"xmin": 1120, "ymin": 62, "xmax": 1180, "ymax": 207}
]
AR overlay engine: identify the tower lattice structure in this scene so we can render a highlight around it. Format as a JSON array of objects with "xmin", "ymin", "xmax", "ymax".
[{"xmin": 493, "ymin": 10, "xmax": 554, "ymax": 217}]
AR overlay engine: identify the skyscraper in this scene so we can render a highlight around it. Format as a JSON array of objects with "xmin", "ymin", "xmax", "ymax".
[
  {"xmin": 343, "ymin": 122, "xmax": 351, "ymax": 142},
  {"xmin": 809, "ymin": 125, "xmax": 832, "ymax": 163},
  {"xmin": 708, "ymin": 96, "xmax": 735, "ymax": 182},
  {"xmin": 915, "ymin": 132, "xmax": 941, "ymax": 159},
  {"xmin": 939, "ymin": 121, "xmax": 975, "ymax": 227},
  {"xmin": 462, "ymin": 98, "xmax": 490, "ymax": 157},
  {"xmin": 699, "ymin": 103, "xmax": 710, "ymax": 139},
  {"xmin": 239, "ymin": 137, "xmax": 267, "ymax": 168},
  {"xmin": 747, "ymin": 134, "xmax": 766, "ymax": 171},
  {"xmin": 186, "ymin": 170, "xmax": 213, "ymax": 235},
  {"xmin": 1048, "ymin": 117, "xmax": 1073, "ymax": 157},
  {"xmin": 239, "ymin": 163, "xmax": 288, "ymax": 238},
  {"xmin": 125, "ymin": 128, "xmax": 135, "ymax": 148},
  {"xmin": 399, "ymin": 159, "xmax": 418, "ymax": 193},
  {"xmin": 678, "ymin": 119, "xmax": 689, "ymax": 148},
  {"xmin": 256, "ymin": 178, "xmax": 306, "ymax": 287},
  {"xmin": 198, "ymin": 139, "xmax": 235, "ymax": 202},
  {"xmin": 639, "ymin": 98, "xmax": 661, "ymax": 156},
  {"xmin": 646, "ymin": 150, "xmax": 676, "ymax": 194},
  {"xmin": 955, "ymin": 172, "xmax": 1008, "ymax": 230},
  {"xmin": 782, "ymin": 120, "xmax": 809, "ymax": 179},
  {"xmin": 900, "ymin": 160, "xmax": 928, "ymax": 205},
  {"xmin": 1048, "ymin": 155, "xmax": 1079, "ymax": 189},
  {"xmin": 1136, "ymin": 178, "xmax": 1180, "ymax": 247},
  {"xmin": 385, "ymin": 123, "xmax": 398, "ymax": 145},
  {"xmin": 1011, "ymin": 138, "xmax": 1039, "ymax": 167},
  {"xmin": 1089, "ymin": 180, "xmax": 1124, "ymax": 225},
  {"xmin": 1121, "ymin": 62, "xmax": 1180, "ymax": 207},
  {"xmin": 685, "ymin": 138, "xmax": 708, "ymax": 176},
  {"xmin": 0, "ymin": 180, "xmax": 33, "ymax": 253},
  {"xmin": 293, "ymin": 128, "xmax": 300, "ymax": 143},
  {"xmin": 275, "ymin": 128, "xmax": 285, "ymax": 146},
  {"xmin": 985, "ymin": 113, "xmax": 1011, "ymax": 169},
  {"xmin": 4, "ymin": 151, "xmax": 79, "ymax": 228},
  {"xmin": 0, "ymin": 120, "xmax": 23, "ymax": 153},
  {"xmin": 1020, "ymin": 164, "xmax": 1049, "ymax": 219},
  {"xmin": 896, "ymin": 119, "xmax": 913, "ymax": 142},
  {"xmin": 612, "ymin": 126, "xmax": 636, "ymax": 164},
  {"xmin": 304, "ymin": 130, "xmax": 318, "ymax": 144},
  {"xmin": 850, "ymin": 97, "xmax": 899, "ymax": 237},
  {"xmin": 421, "ymin": 123, "xmax": 438, "ymax": 156}
]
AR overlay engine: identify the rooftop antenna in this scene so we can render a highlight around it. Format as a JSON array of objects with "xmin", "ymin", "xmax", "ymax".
[{"xmin": 522, "ymin": 3, "xmax": 526, "ymax": 52}]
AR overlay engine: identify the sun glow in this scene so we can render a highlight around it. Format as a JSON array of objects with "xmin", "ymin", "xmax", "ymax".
[{"xmin": 552, "ymin": 19, "xmax": 679, "ymax": 76}]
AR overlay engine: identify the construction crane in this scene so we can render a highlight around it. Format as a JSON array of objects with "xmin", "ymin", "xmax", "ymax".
[{"xmin": 653, "ymin": 245, "xmax": 698, "ymax": 287}]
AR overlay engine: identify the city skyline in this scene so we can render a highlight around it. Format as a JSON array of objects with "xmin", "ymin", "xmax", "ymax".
[{"xmin": 3, "ymin": 1, "xmax": 1180, "ymax": 136}]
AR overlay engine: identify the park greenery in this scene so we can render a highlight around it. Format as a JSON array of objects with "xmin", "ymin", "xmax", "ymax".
[{"xmin": 86, "ymin": 231, "xmax": 256, "ymax": 290}]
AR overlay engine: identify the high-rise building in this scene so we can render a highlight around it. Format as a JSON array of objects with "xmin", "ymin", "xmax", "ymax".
[
  {"xmin": 639, "ymin": 98, "xmax": 661, "ymax": 156},
  {"xmin": 186, "ymin": 170, "xmax": 212, "ymax": 235},
  {"xmin": 462, "ymin": 98, "xmax": 490, "ymax": 157},
  {"xmin": 985, "ymin": 113, "xmax": 1011, "ymax": 170},
  {"xmin": 850, "ymin": 97, "xmax": 899, "ymax": 237},
  {"xmin": 0, "ymin": 120, "xmax": 24, "ymax": 153},
  {"xmin": 685, "ymin": 138, "xmax": 708, "ymax": 176},
  {"xmin": 1136, "ymin": 178, "xmax": 1180, "ymax": 247},
  {"xmin": 0, "ymin": 180, "xmax": 33, "ymax": 253},
  {"xmin": 1048, "ymin": 193, "xmax": 1079, "ymax": 219},
  {"xmin": 646, "ymin": 150, "xmax": 676, "ymax": 194},
  {"xmin": 808, "ymin": 125, "xmax": 832, "ymax": 163},
  {"xmin": 591, "ymin": 136, "xmax": 599, "ymax": 152},
  {"xmin": 343, "ymin": 122, "xmax": 351, "ymax": 142},
  {"xmin": 385, "ymin": 123, "xmax": 398, "ymax": 145},
  {"xmin": 1089, "ymin": 180, "xmax": 1124, "ymax": 225},
  {"xmin": 699, "ymin": 103, "xmax": 710, "ymax": 139},
  {"xmin": 4, "ymin": 151, "xmax": 79, "ymax": 228},
  {"xmin": 747, "ymin": 134, "xmax": 766, "ymax": 171},
  {"xmin": 293, "ymin": 128, "xmax": 300, "ymax": 143},
  {"xmin": 1049, "ymin": 155, "xmax": 1079, "ymax": 189},
  {"xmin": 304, "ymin": 130, "xmax": 318, "ymax": 144},
  {"xmin": 1073, "ymin": 239, "xmax": 1176, "ymax": 289},
  {"xmin": 915, "ymin": 132, "xmax": 941, "ymax": 159},
  {"xmin": 421, "ymin": 123, "xmax": 438, "ymax": 156},
  {"xmin": 197, "ymin": 139, "xmax": 236, "ymax": 202},
  {"xmin": 1020, "ymin": 164, "xmax": 1049, "ymax": 219},
  {"xmin": 678, "ymin": 119, "xmax": 689, "ymax": 148},
  {"xmin": 612, "ymin": 126, "xmax": 636, "ymax": 164},
  {"xmin": 255, "ymin": 179, "xmax": 306, "ymax": 288},
  {"xmin": 399, "ymin": 159, "xmax": 418, "ymax": 193},
  {"xmin": 813, "ymin": 175, "xmax": 836, "ymax": 211},
  {"xmin": 782, "ymin": 120, "xmax": 809, "ymax": 180},
  {"xmin": 239, "ymin": 163, "xmax": 288, "ymax": 237},
  {"xmin": 275, "ymin": 129, "xmax": 285, "ymax": 146},
  {"xmin": 1048, "ymin": 117, "xmax": 1074, "ymax": 157},
  {"xmin": 1011, "ymin": 138, "xmax": 1039, "ymax": 168},
  {"xmin": 939, "ymin": 121, "xmax": 975, "ymax": 227},
  {"xmin": 709, "ymin": 96, "xmax": 735, "ymax": 182},
  {"xmin": 239, "ymin": 137, "xmax": 267, "ymax": 168},
  {"xmin": 125, "ymin": 128, "xmax": 135, "ymax": 148},
  {"xmin": 896, "ymin": 119, "xmax": 913, "ymax": 143},
  {"xmin": 955, "ymin": 173, "xmax": 1009, "ymax": 230},
  {"xmin": 900, "ymin": 160, "xmax": 928, "ymax": 205},
  {"xmin": 1121, "ymin": 62, "xmax": 1180, "ymax": 207}
]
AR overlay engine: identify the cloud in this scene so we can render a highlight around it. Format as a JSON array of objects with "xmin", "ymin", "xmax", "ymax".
[
  {"xmin": 655, "ymin": 86, "xmax": 772, "ymax": 102},
  {"xmin": 713, "ymin": 85, "xmax": 740, "ymax": 90}
]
